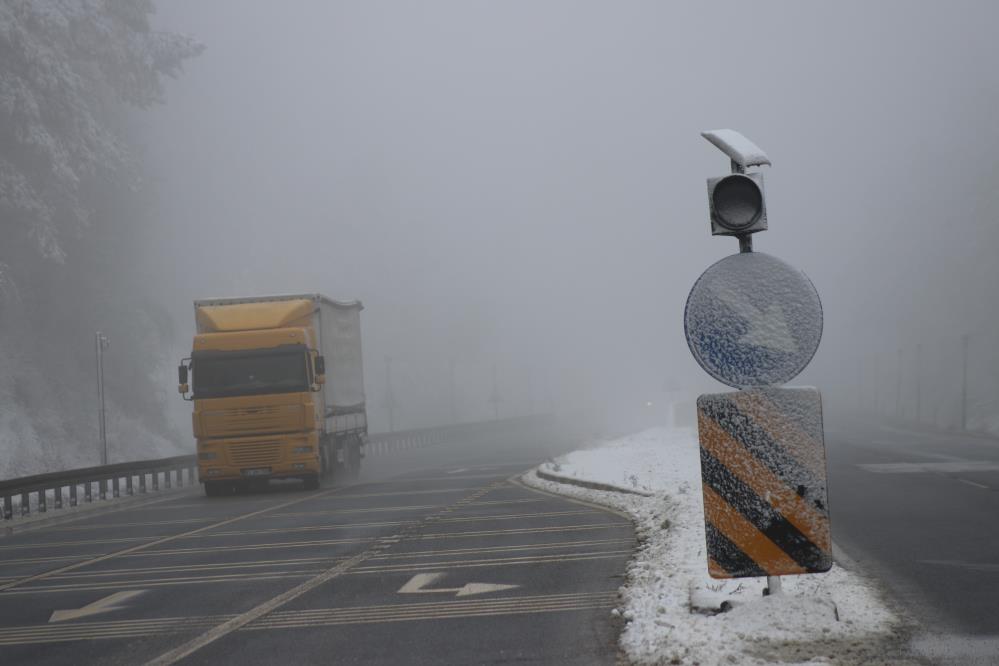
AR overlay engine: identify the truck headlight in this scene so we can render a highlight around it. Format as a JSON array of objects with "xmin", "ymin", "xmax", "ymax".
[
  {"xmin": 198, "ymin": 452, "xmax": 218, "ymax": 460},
  {"xmin": 293, "ymin": 446, "xmax": 313, "ymax": 454}
]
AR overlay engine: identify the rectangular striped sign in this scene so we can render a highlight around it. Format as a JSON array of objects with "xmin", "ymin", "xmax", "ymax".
[{"xmin": 696, "ymin": 387, "xmax": 831, "ymax": 579}]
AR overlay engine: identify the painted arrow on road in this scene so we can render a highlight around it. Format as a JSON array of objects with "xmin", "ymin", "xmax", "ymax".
[
  {"xmin": 398, "ymin": 573, "xmax": 519, "ymax": 597},
  {"xmin": 49, "ymin": 590, "xmax": 145, "ymax": 623}
]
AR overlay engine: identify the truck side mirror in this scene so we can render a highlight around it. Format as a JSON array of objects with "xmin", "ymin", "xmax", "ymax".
[
  {"xmin": 315, "ymin": 356, "xmax": 326, "ymax": 376},
  {"xmin": 178, "ymin": 362, "xmax": 192, "ymax": 399}
]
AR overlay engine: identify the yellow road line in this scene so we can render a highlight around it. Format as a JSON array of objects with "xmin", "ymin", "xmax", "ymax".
[
  {"xmin": 143, "ymin": 480, "xmax": 508, "ymax": 665},
  {"xmin": 413, "ymin": 523, "xmax": 626, "ymax": 540},
  {"xmin": 0, "ymin": 485, "xmax": 350, "ymax": 593},
  {"xmin": 0, "ymin": 593, "xmax": 617, "ymax": 645}
]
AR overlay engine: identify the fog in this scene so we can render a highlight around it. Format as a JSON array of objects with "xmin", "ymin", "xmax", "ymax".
[{"xmin": 135, "ymin": 1, "xmax": 999, "ymax": 435}]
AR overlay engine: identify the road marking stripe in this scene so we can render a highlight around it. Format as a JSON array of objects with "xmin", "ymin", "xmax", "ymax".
[
  {"xmin": 0, "ymin": 593, "xmax": 617, "ymax": 645},
  {"xmin": 143, "ymin": 480, "xmax": 507, "ymax": 665},
  {"xmin": 371, "ymin": 537, "xmax": 635, "ymax": 559},
  {"xmin": 414, "ymin": 523, "xmax": 623, "ymax": 539},
  {"xmin": 463, "ymin": 498, "xmax": 546, "ymax": 506},
  {"xmin": 41, "ymin": 557, "xmax": 339, "ymax": 579},
  {"xmin": 0, "ymin": 536, "xmax": 158, "ymax": 551},
  {"xmin": 265, "ymin": 503, "xmax": 442, "ymax": 516},
  {"xmin": 0, "ymin": 485, "xmax": 350, "ymax": 593},
  {"xmin": 3, "ymin": 550, "xmax": 631, "ymax": 595},
  {"xmin": 250, "ymin": 602, "xmax": 613, "ymax": 629},
  {"xmin": 43, "ymin": 517, "xmax": 217, "ymax": 532},
  {"xmin": 958, "ymin": 478, "xmax": 990, "ymax": 489},
  {"xmin": 320, "ymin": 487, "xmax": 481, "ymax": 500}
]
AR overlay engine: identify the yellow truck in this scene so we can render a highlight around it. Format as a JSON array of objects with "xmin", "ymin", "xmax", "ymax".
[{"xmin": 178, "ymin": 294, "xmax": 367, "ymax": 496}]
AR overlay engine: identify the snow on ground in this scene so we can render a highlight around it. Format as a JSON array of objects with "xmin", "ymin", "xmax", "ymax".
[{"xmin": 523, "ymin": 427, "xmax": 921, "ymax": 665}]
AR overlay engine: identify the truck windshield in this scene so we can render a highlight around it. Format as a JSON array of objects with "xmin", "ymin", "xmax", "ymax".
[{"xmin": 192, "ymin": 346, "xmax": 309, "ymax": 399}]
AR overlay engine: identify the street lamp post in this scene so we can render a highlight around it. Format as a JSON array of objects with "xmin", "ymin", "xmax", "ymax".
[{"xmin": 95, "ymin": 331, "xmax": 110, "ymax": 465}]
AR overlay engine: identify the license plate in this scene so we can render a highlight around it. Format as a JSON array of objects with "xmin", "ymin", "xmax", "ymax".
[{"xmin": 241, "ymin": 467, "xmax": 271, "ymax": 477}]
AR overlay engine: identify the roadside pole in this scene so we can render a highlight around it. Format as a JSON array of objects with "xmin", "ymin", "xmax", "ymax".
[
  {"xmin": 961, "ymin": 334, "xmax": 969, "ymax": 430},
  {"xmin": 95, "ymin": 331, "xmax": 110, "ymax": 465},
  {"xmin": 685, "ymin": 130, "xmax": 832, "ymax": 597}
]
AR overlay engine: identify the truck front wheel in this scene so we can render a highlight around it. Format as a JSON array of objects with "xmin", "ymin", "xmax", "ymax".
[{"xmin": 302, "ymin": 473, "xmax": 321, "ymax": 491}]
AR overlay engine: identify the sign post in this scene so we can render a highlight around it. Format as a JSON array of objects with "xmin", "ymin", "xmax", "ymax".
[{"xmin": 685, "ymin": 130, "xmax": 831, "ymax": 595}]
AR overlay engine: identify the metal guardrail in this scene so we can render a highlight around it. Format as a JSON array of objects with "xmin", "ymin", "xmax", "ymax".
[
  {"xmin": 0, "ymin": 455, "xmax": 197, "ymax": 521},
  {"xmin": 0, "ymin": 416, "xmax": 552, "ymax": 521}
]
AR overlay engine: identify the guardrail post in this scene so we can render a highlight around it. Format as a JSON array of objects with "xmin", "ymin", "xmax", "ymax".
[
  {"xmin": 70, "ymin": 484, "xmax": 78, "ymax": 507},
  {"xmin": 126, "ymin": 475, "xmax": 134, "ymax": 496},
  {"xmin": 112, "ymin": 477, "xmax": 120, "ymax": 498},
  {"xmin": 20, "ymin": 491, "xmax": 29, "ymax": 516}
]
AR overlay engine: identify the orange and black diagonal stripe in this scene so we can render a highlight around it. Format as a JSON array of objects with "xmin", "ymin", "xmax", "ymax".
[{"xmin": 696, "ymin": 387, "xmax": 831, "ymax": 579}]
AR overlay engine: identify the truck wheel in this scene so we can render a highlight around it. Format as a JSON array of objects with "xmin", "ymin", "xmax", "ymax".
[
  {"xmin": 302, "ymin": 473, "xmax": 321, "ymax": 491},
  {"xmin": 204, "ymin": 481, "xmax": 226, "ymax": 497}
]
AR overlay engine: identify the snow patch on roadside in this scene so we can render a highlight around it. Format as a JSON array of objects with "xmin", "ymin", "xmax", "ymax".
[{"xmin": 523, "ymin": 427, "xmax": 920, "ymax": 665}]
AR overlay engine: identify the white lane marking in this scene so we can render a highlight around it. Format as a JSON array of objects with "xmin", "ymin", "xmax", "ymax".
[
  {"xmin": 858, "ymin": 461, "xmax": 999, "ymax": 474},
  {"xmin": 398, "ymin": 572, "xmax": 519, "ymax": 597},
  {"xmin": 49, "ymin": 590, "xmax": 145, "ymax": 623},
  {"xmin": 917, "ymin": 559, "xmax": 999, "ymax": 573},
  {"xmin": 958, "ymin": 478, "xmax": 990, "ymax": 489},
  {"xmin": 913, "ymin": 633, "xmax": 999, "ymax": 664},
  {"xmin": 446, "ymin": 468, "xmax": 469, "ymax": 475}
]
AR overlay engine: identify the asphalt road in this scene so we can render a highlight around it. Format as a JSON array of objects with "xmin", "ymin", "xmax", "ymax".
[
  {"xmin": 825, "ymin": 414, "xmax": 999, "ymax": 664},
  {"xmin": 0, "ymin": 422, "xmax": 633, "ymax": 665}
]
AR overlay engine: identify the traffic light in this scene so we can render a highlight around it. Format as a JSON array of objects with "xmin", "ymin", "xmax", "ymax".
[{"xmin": 706, "ymin": 171, "xmax": 767, "ymax": 237}]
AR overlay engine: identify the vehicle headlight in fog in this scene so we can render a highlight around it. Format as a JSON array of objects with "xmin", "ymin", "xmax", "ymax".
[
  {"xmin": 198, "ymin": 452, "xmax": 217, "ymax": 460},
  {"xmin": 293, "ymin": 446, "xmax": 313, "ymax": 454}
]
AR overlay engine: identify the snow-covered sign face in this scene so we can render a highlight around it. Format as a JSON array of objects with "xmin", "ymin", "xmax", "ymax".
[{"xmin": 684, "ymin": 252, "xmax": 823, "ymax": 388}]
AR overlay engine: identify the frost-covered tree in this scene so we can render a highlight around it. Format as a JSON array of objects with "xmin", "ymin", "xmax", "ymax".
[
  {"xmin": 0, "ymin": 0, "xmax": 202, "ymax": 289},
  {"xmin": 0, "ymin": 1, "xmax": 202, "ymax": 477}
]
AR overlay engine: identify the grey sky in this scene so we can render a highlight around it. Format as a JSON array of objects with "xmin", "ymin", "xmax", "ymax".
[{"xmin": 142, "ymin": 1, "xmax": 999, "ymax": 430}]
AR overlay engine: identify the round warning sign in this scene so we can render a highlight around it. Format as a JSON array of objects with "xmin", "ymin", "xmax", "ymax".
[{"xmin": 684, "ymin": 252, "xmax": 822, "ymax": 388}]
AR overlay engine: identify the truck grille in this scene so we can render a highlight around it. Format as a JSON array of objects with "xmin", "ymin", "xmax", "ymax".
[
  {"xmin": 202, "ymin": 405, "xmax": 304, "ymax": 437},
  {"xmin": 228, "ymin": 441, "xmax": 282, "ymax": 466}
]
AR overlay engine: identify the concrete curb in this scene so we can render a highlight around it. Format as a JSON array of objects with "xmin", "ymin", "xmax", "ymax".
[{"xmin": 533, "ymin": 468, "xmax": 653, "ymax": 497}]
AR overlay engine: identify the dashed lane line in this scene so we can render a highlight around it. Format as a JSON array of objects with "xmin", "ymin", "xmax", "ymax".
[{"xmin": 0, "ymin": 592, "xmax": 617, "ymax": 646}]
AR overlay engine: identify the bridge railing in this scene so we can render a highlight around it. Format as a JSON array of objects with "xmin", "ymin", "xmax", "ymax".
[{"xmin": 0, "ymin": 415, "xmax": 552, "ymax": 521}]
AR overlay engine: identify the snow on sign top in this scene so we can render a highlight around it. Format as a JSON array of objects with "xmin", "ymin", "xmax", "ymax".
[
  {"xmin": 684, "ymin": 252, "xmax": 822, "ymax": 388},
  {"xmin": 701, "ymin": 129, "xmax": 772, "ymax": 168}
]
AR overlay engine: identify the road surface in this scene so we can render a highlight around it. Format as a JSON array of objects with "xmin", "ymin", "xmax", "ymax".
[
  {"xmin": 0, "ymin": 421, "xmax": 633, "ymax": 665},
  {"xmin": 826, "ymin": 414, "xmax": 999, "ymax": 664}
]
